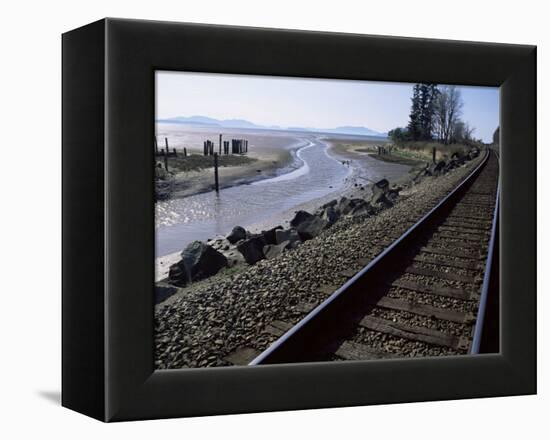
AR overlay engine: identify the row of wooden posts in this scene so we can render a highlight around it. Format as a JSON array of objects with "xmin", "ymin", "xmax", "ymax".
[
  {"xmin": 377, "ymin": 146, "xmax": 390, "ymax": 155},
  {"xmin": 154, "ymin": 137, "xmax": 182, "ymax": 172},
  {"xmin": 155, "ymin": 134, "xmax": 249, "ymax": 192},
  {"xmin": 203, "ymin": 134, "xmax": 249, "ymax": 156},
  {"xmin": 154, "ymin": 136, "xmax": 185, "ymax": 158},
  {"xmin": 203, "ymin": 135, "xmax": 249, "ymax": 193}
]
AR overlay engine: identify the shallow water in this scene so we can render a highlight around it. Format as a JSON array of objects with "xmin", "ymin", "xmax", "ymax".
[
  {"xmin": 156, "ymin": 136, "xmax": 352, "ymax": 257},
  {"xmin": 156, "ymin": 123, "xmax": 303, "ymax": 153}
]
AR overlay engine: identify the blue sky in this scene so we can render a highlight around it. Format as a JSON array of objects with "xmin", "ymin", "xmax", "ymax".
[{"xmin": 156, "ymin": 71, "xmax": 499, "ymax": 142}]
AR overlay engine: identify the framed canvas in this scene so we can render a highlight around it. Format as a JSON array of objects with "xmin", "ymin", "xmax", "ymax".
[{"xmin": 62, "ymin": 18, "xmax": 536, "ymax": 422}]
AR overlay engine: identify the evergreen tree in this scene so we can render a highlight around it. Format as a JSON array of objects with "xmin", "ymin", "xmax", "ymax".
[
  {"xmin": 407, "ymin": 84, "xmax": 422, "ymax": 140},
  {"xmin": 419, "ymin": 84, "xmax": 438, "ymax": 140},
  {"xmin": 408, "ymin": 83, "xmax": 438, "ymax": 141}
]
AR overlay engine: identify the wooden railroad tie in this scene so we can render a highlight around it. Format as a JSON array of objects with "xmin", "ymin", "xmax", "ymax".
[
  {"xmin": 438, "ymin": 225, "xmax": 488, "ymax": 235},
  {"xmin": 405, "ymin": 265, "xmax": 476, "ymax": 284},
  {"xmin": 421, "ymin": 246, "xmax": 479, "ymax": 260},
  {"xmin": 390, "ymin": 279, "xmax": 472, "ymax": 301},
  {"xmin": 465, "ymin": 191, "xmax": 495, "ymax": 196},
  {"xmin": 223, "ymin": 347, "xmax": 261, "ymax": 366},
  {"xmin": 358, "ymin": 315, "xmax": 469, "ymax": 350},
  {"xmin": 457, "ymin": 202, "xmax": 494, "ymax": 209},
  {"xmin": 447, "ymin": 214, "xmax": 492, "ymax": 223},
  {"xmin": 263, "ymin": 320, "xmax": 294, "ymax": 337},
  {"xmin": 413, "ymin": 254, "xmax": 479, "ymax": 271},
  {"xmin": 444, "ymin": 220, "xmax": 491, "ymax": 230},
  {"xmin": 368, "ymin": 296, "xmax": 476, "ymax": 324},
  {"xmin": 371, "ymin": 240, "xmax": 395, "ymax": 249},
  {"xmin": 335, "ymin": 341, "xmax": 393, "ymax": 361},
  {"xmin": 318, "ymin": 284, "xmax": 340, "ymax": 295},
  {"xmin": 294, "ymin": 302, "xmax": 318, "ymax": 314},
  {"xmin": 428, "ymin": 239, "xmax": 483, "ymax": 252},
  {"xmin": 356, "ymin": 257, "xmax": 370, "ymax": 266},
  {"xmin": 435, "ymin": 232, "xmax": 484, "ymax": 242},
  {"xmin": 339, "ymin": 268, "xmax": 358, "ymax": 278}
]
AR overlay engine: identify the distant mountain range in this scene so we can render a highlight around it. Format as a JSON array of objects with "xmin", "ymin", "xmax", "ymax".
[{"xmin": 157, "ymin": 115, "xmax": 388, "ymax": 137}]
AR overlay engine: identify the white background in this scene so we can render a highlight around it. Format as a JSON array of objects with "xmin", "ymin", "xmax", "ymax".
[{"xmin": 0, "ymin": 0, "xmax": 546, "ymax": 437}]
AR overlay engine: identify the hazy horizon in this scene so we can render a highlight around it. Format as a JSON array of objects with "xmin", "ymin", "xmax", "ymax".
[{"xmin": 156, "ymin": 71, "xmax": 499, "ymax": 142}]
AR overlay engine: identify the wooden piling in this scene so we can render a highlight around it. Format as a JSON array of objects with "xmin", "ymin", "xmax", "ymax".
[
  {"xmin": 214, "ymin": 152, "xmax": 219, "ymax": 192},
  {"xmin": 219, "ymin": 134, "xmax": 222, "ymax": 155},
  {"xmin": 432, "ymin": 147, "xmax": 436, "ymax": 163},
  {"xmin": 163, "ymin": 148, "xmax": 168, "ymax": 171},
  {"xmin": 154, "ymin": 136, "xmax": 159, "ymax": 155},
  {"xmin": 184, "ymin": 147, "xmax": 187, "ymax": 157}
]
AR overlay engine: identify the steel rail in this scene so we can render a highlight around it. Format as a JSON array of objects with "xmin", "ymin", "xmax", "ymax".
[
  {"xmin": 470, "ymin": 162, "xmax": 500, "ymax": 353},
  {"xmin": 250, "ymin": 149, "xmax": 492, "ymax": 365}
]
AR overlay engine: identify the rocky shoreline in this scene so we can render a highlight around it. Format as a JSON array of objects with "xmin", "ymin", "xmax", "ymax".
[{"xmin": 155, "ymin": 148, "xmax": 481, "ymax": 369}]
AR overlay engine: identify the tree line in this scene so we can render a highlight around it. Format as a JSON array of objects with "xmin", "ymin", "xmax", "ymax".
[{"xmin": 388, "ymin": 83, "xmax": 477, "ymax": 145}]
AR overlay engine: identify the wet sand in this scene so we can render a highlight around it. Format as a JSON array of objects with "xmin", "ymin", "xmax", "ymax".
[
  {"xmin": 156, "ymin": 124, "xmax": 309, "ymax": 200},
  {"xmin": 155, "ymin": 136, "xmax": 411, "ymax": 281},
  {"xmin": 168, "ymin": 145, "xmax": 301, "ymax": 199},
  {"xmin": 246, "ymin": 138, "xmax": 412, "ymax": 233}
]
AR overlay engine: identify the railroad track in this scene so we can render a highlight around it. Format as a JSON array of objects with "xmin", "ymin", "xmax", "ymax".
[{"xmin": 250, "ymin": 150, "xmax": 499, "ymax": 365}]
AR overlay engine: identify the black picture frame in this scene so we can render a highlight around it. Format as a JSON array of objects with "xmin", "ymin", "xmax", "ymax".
[{"xmin": 62, "ymin": 18, "xmax": 536, "ymax": 422}]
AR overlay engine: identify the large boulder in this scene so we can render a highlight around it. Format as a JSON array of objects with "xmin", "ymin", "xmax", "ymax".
[
  {"xmin": 296, "ymin": 216, "xmax": 329, "ymax": 241},
  {"xmin": 372, "ymin": 178, "xmax": 389, "ymax": 197},
  {"xmin": 350, "ymin": 200, "xmax": 375, "ymax": 217},
  {"xmin": 168, "ymin": 241, "xmax": 228, "ymax": 286},
  {"xmin": 371, "ymin": 191, "xmax": 393, "ymax": 208},
  {"xmin": 321, "ymin": 205, "xmax": 340, "ymax": 224},
  {"xmin": 339, "ymin": 197, "xmax": 369, "ymax": 215},
  {"xmin": 370, "ymin": 180, "xmax": 398, "ymax": 207},
  {"xmin": 322, "ymin": 199, "xmax": 338, "ymax": 209},
  {"xmin": 468, "ymin": 148, "xmax": 480, "ymax": 160},
  {"xmin": 290, "ymin": 210, "xmax": 313, "ymax": 228},
  {"xmin": 261, "ymin": 225, "xmax": 283, "ymax": 245},
  {"xmin": 263, "ymin": 241, "xmax": 290, "ymax": 260},
  {"xmin": 226, "ymin": 226, "xmax": 247, "ymax": 244},
  {"xmin": 425, "ymin": 160, "xmax": 447, "ymax": 176},
  {"xmin": 445, "ymin": 159, "xmax": 460, "ymax": 172},
  {"xmin": 236, "ymin": 236, "xmax": 267, "ymax": 265},
  {"xmin": 386, "ymin": 189, "xmax": 399, "ymax": 203},
  {"xmin": 337, "ymin": 197, "xmax": 355, "ymax": 215},
  {"xmin": 451, "ymin": 152, "xmax": 465, "ymax": 164},
  {"xmin": 275, "ymin": 228, "xmax": 301, "ymax": 246},
  {"xmin": 223, "ymin": 249, "xmax": 246, "ymax": 268}
]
